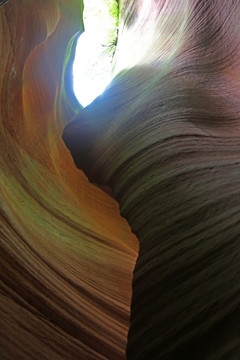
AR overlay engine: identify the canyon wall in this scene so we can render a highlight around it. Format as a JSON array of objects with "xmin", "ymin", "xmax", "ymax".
[
  {"xmin": 0, "ymin": 1, "xmax": 138, "ymax": 359},
  {"xmin": 64, "ymin": 0, "xmax": 240, "ymax": 359}
]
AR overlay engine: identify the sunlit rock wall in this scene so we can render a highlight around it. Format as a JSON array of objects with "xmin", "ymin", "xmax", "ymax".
[
  {"xmin": 0, "ymin": 1, "xmax": 138, "ymax": 359},
  {"xmin": 63, "ymin": 0, "xmax": 240, "ymax": 359}
]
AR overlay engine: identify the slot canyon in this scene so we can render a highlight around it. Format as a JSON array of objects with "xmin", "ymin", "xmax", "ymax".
[{"xmin": 1, "ymin": 0, "xmax": 240, "ymax": 359}]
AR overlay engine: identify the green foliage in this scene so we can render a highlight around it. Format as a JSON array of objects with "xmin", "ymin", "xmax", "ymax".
[
  {"xmin": 104, "ymin": 0, "xmax": 119, "ymax": 27},
  {"xmin": 103, "ymin": 0, "xmax": 119, "ymax": 59}
]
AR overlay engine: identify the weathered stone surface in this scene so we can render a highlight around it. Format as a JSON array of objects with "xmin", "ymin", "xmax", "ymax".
[
  {"xmin": 0, "ymin": 1, "xmax": 138, "ymax": 359},
  {"xmin": 63, "ymin": 0, "xmax": 240, "ymax": 358}
]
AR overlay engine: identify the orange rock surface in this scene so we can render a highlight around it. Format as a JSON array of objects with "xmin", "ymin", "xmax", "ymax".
[{"xmin": 0, "ymin": 1, "xmax": 138, "ymax": 359}]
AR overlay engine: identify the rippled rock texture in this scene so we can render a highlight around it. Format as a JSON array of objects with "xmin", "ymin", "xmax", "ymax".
[
  {"xmin": 63, "ymin": 0, "xmax": 240, "ymax": 359},
  {"xmin": 0, "ymin": 1, "xmax": 138, "ymax": 359}
]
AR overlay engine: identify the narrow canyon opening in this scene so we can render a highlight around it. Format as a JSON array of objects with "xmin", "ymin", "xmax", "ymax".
[{"xmin": 73, "ymin": 0, "xmax": 119, "ymax": 107}]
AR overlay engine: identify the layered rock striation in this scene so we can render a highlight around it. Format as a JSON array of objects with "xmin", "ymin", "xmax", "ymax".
[
  {"xmin": 0, "ymin": 1, "xmax": 138, "ymax": 359},
  {"xmin": 63, "ymin": 0, "xmax": 240, "ymax": 358}
]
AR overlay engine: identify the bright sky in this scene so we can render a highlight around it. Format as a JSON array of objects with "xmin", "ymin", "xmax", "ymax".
[{"xmin": 73, "ymin": 0, "xmax": 117, "ymax": 107}]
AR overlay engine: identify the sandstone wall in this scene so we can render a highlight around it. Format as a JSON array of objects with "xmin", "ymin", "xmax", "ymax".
[{"xmin": 0, "ymin": 1, "xmax": 138, "ymax": 359}]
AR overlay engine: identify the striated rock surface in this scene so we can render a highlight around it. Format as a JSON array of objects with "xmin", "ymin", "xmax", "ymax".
[
  {"xmin": 63, "ymin": 0, "xmax": 240, "ymax": 359},
  {"xmin": 0, "ymin": 1, "xmax": 138, "ymax": 359}
]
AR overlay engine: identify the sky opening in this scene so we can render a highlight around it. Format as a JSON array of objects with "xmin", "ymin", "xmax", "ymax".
[{"xmin": 73, "ymin": 0, "xmax": 119, "ymax": 107}]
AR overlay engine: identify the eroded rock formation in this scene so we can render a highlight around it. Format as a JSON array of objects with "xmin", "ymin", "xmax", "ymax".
[
  {"xmin": 63, "ymin": 0, "xmax": 240, "ymax": 359},
  {"xmin": 0, "ymin": 1, "xmax": 138, "ymax": 359}
]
